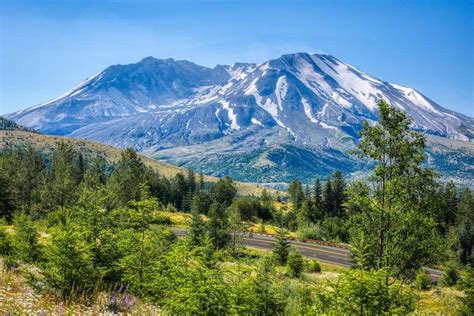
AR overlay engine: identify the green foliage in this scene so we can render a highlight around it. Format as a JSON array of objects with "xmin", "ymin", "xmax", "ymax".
[
  {"xmin": 189, "ymin": 209, "xmax": 206, "ymax": 246},
  {"xmin": 108, "ymin": 148, "xmax": 147, "ymax": 208},
  {"xmin": 11, "ymin": 213, "xmax": 40, "ymax": 264},
  {"xmin": 312, "ymin": 178, "xmax": 323, "ymax": 220},
  {"xmin": 253, "ymin": 256, "xmax": 285, "ymax": 314},
  {"xmin": 287, "ymin": 248, "xmax": 304, "ymax": 278},
  {"xmin": 320, "ymin": 216, "xmax": 349, "ymax": 242},
  {"xmin": 458, "ymin": 188, "xmax": 474, "ymax": 266},
  {"xmin": 119, "ymin": 227, "xmax": 175, "ymax": 296},
  {"xmin": 207, "ymin": 202, "xmax": 229, "ymax": 249},
  {"xmin": 305, "ymin": 259, "xmax": 321, "ymax": 273},
  {"xmin": 350, "ymin": 100, "xmax": 442, "ymax": 281},
  {"xmin": 458, "ymin": 267, "xmax": 474, "ymax": 315},
  {"xmin": 44, "ymin": 143, "xmax": 80, "ymax": 210},
  {"xmin": 273, "ymin": 229, "xmax": 290, "ymax": 265},
  {"xmin": 316, "ymin": 268, "xmax": 416, "ymax": 315},
  {"xmin": 440, "ymin": 263, "xmax": 459, "ymax": 287},
  {"xmin": 413, "ymin": 269, "xmax": 432, "ymax": 291},
  {"xmin": 41, "ymin": 224, "xmax": 98, "ymax": 298},
  {"xmin": 157, "ymin": 242, "xmax": 230, "ymax": 315},
  {"xmin": 210, "ymin": 176, "xmax": 237, "ymax": 208},
  {"xmin": 0, "ymin": 218, "xmax": 11, "ymax": 256},
  {"xmin": 288, "ymin": 179, "xmax": 304, "ymax": 210},
  {"xmin": 297, "ymin": 223, "xmax": 323, "ymax": 241},
  {"xmin": 191, "ymin": 189, "xmax": 211, "ymax": 215}
]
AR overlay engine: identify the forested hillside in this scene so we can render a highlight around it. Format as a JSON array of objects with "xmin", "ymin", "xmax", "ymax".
[
  {"xmin": 0, "ymin": 117, "xmax": 37, "ymax": 133},
  {"xmin": 0, "ymin": 101, "xmax": 473, "ymax": 314}
]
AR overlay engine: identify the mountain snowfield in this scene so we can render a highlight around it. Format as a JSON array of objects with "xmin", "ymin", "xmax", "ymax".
[{"xmin": 6, "ymin": 53, "xmax": 474, "ymax": 184}]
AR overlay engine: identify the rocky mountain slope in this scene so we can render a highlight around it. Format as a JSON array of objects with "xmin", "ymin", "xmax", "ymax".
[{"xmin": 6, "ymin": 53, "xmax": 474, "ymax": 184}]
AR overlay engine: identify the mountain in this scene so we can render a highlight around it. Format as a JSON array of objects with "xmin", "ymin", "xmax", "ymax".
[{"xmin": 6, "ymin": 53, "xmax": 474, "ymax": 185}]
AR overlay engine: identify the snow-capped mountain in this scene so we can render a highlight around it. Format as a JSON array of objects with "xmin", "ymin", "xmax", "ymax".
[{"xmin": 6, "ymin": 53, "xmax": 474, "ymax": 184}]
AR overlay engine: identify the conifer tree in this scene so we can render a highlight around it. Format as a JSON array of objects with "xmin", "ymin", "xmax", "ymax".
[
  {"xmin": 287, "ymin": 248, "xmax": 304, "ymax": 278},
  {"xmin": 273, "ymin": 229, "xmax": 290, "ymax": 265},
  {"xmin": 210, "ymin": 176, "xmax": 237, "ymax": 208},
  {"xmin": 332, "ymin": 171, "xmax": 346, "ymax": 218},
  {"xmin": 322, "ymin": 177, "xmax": 333, "ymax": 218},
  {"xmin": 288, "ymin": 179, "xmax": 304, "ymax": 210},
  {"xmin": 189, "ymin": 209, "xmax": 206, "ymax": 246},
  {"xmin": 11, "ymin": 213, "xmax": 40, "ymax": 264},
  {"xmin": 108, "ymin": 148, "xmax": 147, "ymax": 207},
  {"xmin": 207, "ymin": 202, "xmax": 229, "ymax": 249},
  {"xmin": 458, "ymin": 188, "xmax": 474, "ymax": 266},
  {"xmin": 312, "ymin": 178, "xmax": 323, "ymax": 222},
  {"xmin": 191, "ymin": 189, "xmax": 212, "ymax": 215}
]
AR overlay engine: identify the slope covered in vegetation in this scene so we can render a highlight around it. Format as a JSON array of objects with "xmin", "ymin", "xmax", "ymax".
[{"xmin": 0, "ymin": 101, "xmax": 473, "ymax": 314}]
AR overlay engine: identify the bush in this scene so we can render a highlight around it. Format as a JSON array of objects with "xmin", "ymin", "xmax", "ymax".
[
  {"xmin": 413, "ymin": 269, "xmax": 431, "ymax": 291},
  {"xmin": 0, "ymin": 218, "xmax": 11, "ymax": 255},
  {"xmin": 287, "ymin": 248, "xmax": 304, "ymax": 278},
  {"xmin": 305, "ymin": 259, "xmax": 321, "ymax": 273},
  {"xmin": 441, "ymin": 264, "xmax": 459, "ymax": 287},
  {"xmin": 297, "ymin": 224, "xmax": 323, "ymax": 241},
  {"xmin": 320, "ymin": 217, "xmax": 349, "ymax": 242},
  {"xmin": 11, "ymin": 213, "xmax": 41, "ymax": 264},
  {"xmin": 41, "ymin": 225, "xmax": 99, "ymax": 298}
]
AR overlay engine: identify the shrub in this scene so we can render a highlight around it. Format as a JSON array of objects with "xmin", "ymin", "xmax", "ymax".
[
  {"xmin": 441, "ymin": 264, "xmax": 459, "ymax": 287},
  {"xmin": 297, "ymin": 224, "xmax": 323, "ymax": 241},
  {"xmin": 413, "ymin": 269, "xmax": 431, "ymax": 291},
  {"xmin": 305, "ymin": 259, "xmax": 321, "ymax": 273},
  {"xmin": 0, "ymin": 218, "xmax": 11, "ymax": 256},
  {"xmin": 41, "ymin": 225, "xmax": 99, "ymax": 298},
  {"xmin": 11, "ymin": 213, "xmax": 40, "ymax": 264},
  {"xmin": 287, "ymin": 248, "xmax": 304, "ymax": 278}
]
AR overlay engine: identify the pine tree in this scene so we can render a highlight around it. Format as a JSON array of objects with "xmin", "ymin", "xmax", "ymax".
[
  {"xmin": 322, "ymin": 177, "xmax": 333, "ymax": 218},
  {"xmin": 458, "ymin": 188, "xmax": 474, "ymax": 266},
  {"xmin": 287, "ymin": 248, "xmax": 304, "ymax": 278},
  {"xmin": 199, "ymin": 171, "xmax": 205, "ymax": 190},
  {"xmin": 108, "ymin": 148, "xmax": 147, "ymax": 207},
  {"xmin": 191, "ymin": 189, "xmax": 212, "ymax": 215},
  {"xmin": 459, "ymin": 267, "xmax": 474, "ymax": 315},
  {"xmin": 288, "ymin": 179, "xmax": 304, "ymax": 211},
  {"xmin": 47, "ymin": 143, "xmax": 79, "ymax": 209},
  {"xmin": 273, "ymin": 229, "xmax": 290, "ymax": 265},
  {"xmin": 312, "ymin": 178, "xmax": 323, "ymax": 222},
  {"xmin": 189, "ymin": 209, "xmax": 206, "ymax": 245},
  {"xmin": 207, "ymin": 202, "xmax": 229, "ymax": 249},
  {"xmin": 11, "ymin": 213, "xmax": 40, "ymax": 264},
  {"xmin": 210, "ymin": 176, "xmax": 237, "ymax": 208},
  {"xmin": 332, "ymin": 171, "xmax": 346, "ymax": 218},
  {"xmin": 0, "ymin": 169, "xmax": 14, "ymax": 221},
  {"xmin": 183, "ymin": 168, "xmax": 196, "ymax": 212}
]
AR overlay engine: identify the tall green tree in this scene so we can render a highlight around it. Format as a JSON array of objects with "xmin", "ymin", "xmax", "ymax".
[
  {"xmin": 322, "ymin": 177, "xmax": 334, "ymax": 218},
  {"xmin": 207, "ymin": 202, "xmax": 229, "ymax": 249},
  {"xmin": 288, "ymin": 179, "xmax": 304, "ymax": 210},
  {"xmin": 273, "ymin": 229, "xmax": 290, "ymax": 265},
  {"xmin": 350, "ymin": 99, "xmax": 440, "ymax": 282},
  {"xmin": 210, "ymin": 176, "xmax": 237, "ymax": 208},
  {"xmin": 46, "ymin": 143, "xmax": 80, "ymax": 210},
  {"xmin": 458, "ymin": 188, "xmax": 474, "ymax": 266},
  {"xmin": 332, "ymin": 171, "xmax": 346, "ymax": 218},
  {"xmin": 312, "ymin": 178, "xmax": 323, "ymax": 222},
  {"xmin": 108, "ymin": 148, "xmax": 147, "ymax": 207}
]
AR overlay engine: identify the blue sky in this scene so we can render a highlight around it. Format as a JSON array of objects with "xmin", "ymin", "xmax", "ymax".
[{"xmin": 0, "ymin": 0, "xmax": 472, "ymax": 116}]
